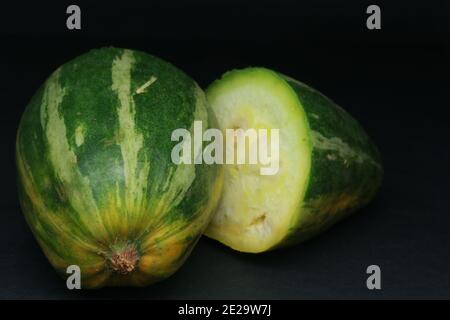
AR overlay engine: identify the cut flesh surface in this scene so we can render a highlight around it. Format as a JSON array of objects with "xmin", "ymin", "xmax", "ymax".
[
  {"xmin": 205, "ymin": 68, "xmax": 383, "ymax": 253},
  {"xmin": 205, "ymin": 68, "xmax": 312, "ymax": 253}
]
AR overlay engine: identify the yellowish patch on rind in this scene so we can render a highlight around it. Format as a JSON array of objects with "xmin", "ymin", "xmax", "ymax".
[
  {"xmin": 138, "ymin": 165, "xmax": 224, "ymax": 284},
  {"xmin": 16, "ymin": 139, "xmax": 107, "ymax": 278}
]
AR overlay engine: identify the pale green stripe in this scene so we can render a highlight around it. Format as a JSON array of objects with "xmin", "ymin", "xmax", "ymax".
[
  {"xmin": 41, "ymin": 68, "xmax": 106, "ymax": 237},
  {"xmin": 112, "ymin": 49, "xmax": 150, "ymax": 215}
]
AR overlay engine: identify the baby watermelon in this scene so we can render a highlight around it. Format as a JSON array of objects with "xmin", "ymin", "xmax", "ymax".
[
  {"xmin": 16, "ymin": 47, "xmax": 223, "ymax": 287},
  {"xmin": 204, "ymin": 68, "xmax": 382, "ymax": 253}
]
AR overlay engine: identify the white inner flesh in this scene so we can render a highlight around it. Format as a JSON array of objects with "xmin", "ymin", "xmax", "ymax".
[{"xmin": 205, "ymin": 73, "xmax": 310, "ymax": 253}]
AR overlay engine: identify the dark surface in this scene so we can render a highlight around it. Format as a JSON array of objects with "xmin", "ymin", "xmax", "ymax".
[{"xmin": 0, "ymin": 0, "xmax": 449, "ymax": 299}]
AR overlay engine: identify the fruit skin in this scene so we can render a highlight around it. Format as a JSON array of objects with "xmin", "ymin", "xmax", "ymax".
[
  {"xmin": 16, "ymin": 47, "xmax": 223, "ymax": 288},
  {"xmin": 204, "ymin": 68, "xmax": 382, "ymax": 252},
  {"xmin": 281, "ymin": 75, "xmax": 383, "ymax": 247}
]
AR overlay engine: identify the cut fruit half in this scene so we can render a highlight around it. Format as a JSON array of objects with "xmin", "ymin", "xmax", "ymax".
[{"xmin": 205, "ymin": 68, "xmax": 383, "ymax": 253}]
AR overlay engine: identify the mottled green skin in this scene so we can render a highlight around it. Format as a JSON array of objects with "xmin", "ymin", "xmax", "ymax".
[
  {"xmin": 16, "ymin": 47, "xmax": 223, "ymax": 287},
  {"xmin": 281, "ymin": 77, "xmax": 383, "ymax": 247}
]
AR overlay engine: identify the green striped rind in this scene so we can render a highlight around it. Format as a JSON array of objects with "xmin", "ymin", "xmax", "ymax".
[
  {"xmin": 280, "ymin": 75, "xmax": 383, "ymax": 247},
  {"xmin": 16, "ymin": 47, "xmax": 223, "ymax": 288}
]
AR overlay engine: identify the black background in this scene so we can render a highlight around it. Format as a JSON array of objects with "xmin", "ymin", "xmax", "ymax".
[{"xmin": 0, "ymin": 0, "xmax": 449, "ymax": 299}]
